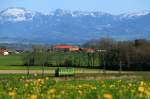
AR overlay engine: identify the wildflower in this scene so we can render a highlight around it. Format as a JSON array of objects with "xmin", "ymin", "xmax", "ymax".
[
  {"xmin": 78, "ymin": 90, "xmax": 82, "ymax": 95},
  {"xmin": 8, "ymin": 91, "xmax": 16, "ymax": 97},
  {"xmin": 48, "ymin": 88, "xmax": 56, "ymax": 94},
  {"xmin": 78, "ymin": 85, "xmax": 82, "ymax": 88},
  {"xmin": 128, "ymin": 83, "xmax": 132, "ymax": 87},
  {"xmin": 45, "ymin": 77, "xmax": 49, "ymax": 80},
  {"xmin": 140, "ymin": 81, "xmax": 144, "ymax": 86},
  {"xmin": 34, "ymin": 73, "xmax": 37, "ymax": 77},
  {"xmin": 144, "ymin": 91, "xmax": 150, "ymax": 96},
  {"xmin": 25, "ymin": 83, "xmax": 28, "ymax": 87},
  {"xmin": 138, "ymin": 86, "xmax": 145, "ymax": 92},
  {"xmin": 37, "ymin": 79, "xmax": 41, "ymax": 82},
  {"xmin": 109, "ymin": 84, "xmax": 113, "ymax": 88},
  {"xmin": 91, "ymin": 86, "xmax": 97, "ymax": 90},
  {"xmin": 48, "ymin": 96, "xmax": 52, "ymax": 99},
  {"xmin": 31, "ymin": 95, "xmax": 37, "ymax": 99},
  {"xmin": 104, "ymin": 93, "xmax": 112, "ymax": 99}
]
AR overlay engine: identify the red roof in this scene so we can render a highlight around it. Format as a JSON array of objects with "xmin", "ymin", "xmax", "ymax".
[{"xmin": 54, "ymin": 45, "xmax": 75, "ymax": 49}]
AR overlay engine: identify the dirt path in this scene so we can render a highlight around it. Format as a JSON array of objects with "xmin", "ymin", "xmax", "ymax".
[
  {"xmin": 0, "ymin": 70, "xmax": 54, "ymax": 74},
  {"xmin": 0, "ymin": 69, "xmax": 149, "ymax": 74}
]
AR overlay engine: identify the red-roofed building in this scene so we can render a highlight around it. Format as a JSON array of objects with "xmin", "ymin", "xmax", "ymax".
[{"xmin": 53, "ymin": 44, "xmax": 79, "ymax": 52}]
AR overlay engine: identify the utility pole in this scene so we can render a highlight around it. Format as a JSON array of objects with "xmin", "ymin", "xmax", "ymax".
[
  {"xmin": 26, "ymin": 52, "xmax": 31, "ymax": 77},
  {"xmin": 119, "ymin": 60, "xmax": 122, "ymax": 74},
  {"xmin": 87, "ymin": 52, "xmax": 90, "ymax": 67},
  {"xmin": 27, "ymin": 58, "xmax": 30, "ymax": 77},
  {"xmin": 103, "ymin": 52, "xmax": 106, "ymax": 73}
]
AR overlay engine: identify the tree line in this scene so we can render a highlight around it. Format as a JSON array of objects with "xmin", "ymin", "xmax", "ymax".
[
  {"xmin": 22, "ymin": 46, "xmax": 100, "ymax": 68},
  {"xmin": 83, "ymin": 38, "xmax": 150, "ymax": 71},
  {"xmin": 22, "ymin": 38, "xmax": 150, "ymax": 71}
]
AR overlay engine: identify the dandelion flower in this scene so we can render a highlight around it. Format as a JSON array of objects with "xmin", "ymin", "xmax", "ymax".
[
  {"xmin": 140, "ymin": 81, "xmax": 144, "ymax": 86},
  {"xmin": 31, "ymin": 95, "xmax": 37, "ymax": 99},
  {"xmin": 8, "ymin": 91, "xmax": 16, "ymax": 97},
  {"xmin": 45, "ymin": 77, "xmax": 49, "ymax": 80},
  {"xmin": 138, "ymin": 86, "xmax": 144, "ymax": 92},
  {"xmin": 144, "ymin": 91, "xmax": 150, "ymax": 96},
  {"xmin": 48, "ymin": 88, "xmax": 56, "ymax": 94},
  {"xmin": 104, "ymin": 93, "xmax": 112, "ymax": 99}
]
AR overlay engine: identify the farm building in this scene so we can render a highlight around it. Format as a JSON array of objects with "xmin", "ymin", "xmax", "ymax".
[
  {"xmin": 53, "ymin": 44, "xmax": 79, "ymax": 52},
  {"xmin": 81, "ymin": 48, "xmax": 95, "ymax": 53},
  {"xmin": 0, "ymin": 48, "xmax": 9, "ymax": 56}
]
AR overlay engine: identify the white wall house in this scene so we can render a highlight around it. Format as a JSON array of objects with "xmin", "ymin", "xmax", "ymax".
[
  {"xmin": 0, "ymin": 49, "xmax": 9, "ymax": 56},
  {"xmin": 3, "ymin": 51, "xmax": 9, "ymax": 56}
]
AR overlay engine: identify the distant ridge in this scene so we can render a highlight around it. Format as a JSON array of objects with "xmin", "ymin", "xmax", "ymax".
[{"xmin": 0, "ymin": 7, "xmax": 150, "ymax": 44}]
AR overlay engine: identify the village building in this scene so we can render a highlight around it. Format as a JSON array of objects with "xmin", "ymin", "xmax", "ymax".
[
  {"xmin": 53, "ymin": 44, "xmax": 80, "ymax": 52},
  {"xmin": 0, "ymin": 48, "xmax": 9, "ymax": 56},
  {"xmin": 81, "ymin": 48, "xmax": 95, "ymax": 53}
]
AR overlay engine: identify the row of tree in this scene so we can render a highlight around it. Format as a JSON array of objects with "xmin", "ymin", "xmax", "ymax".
[
  {"xmin": 22, "ymin": 38, "xmax": 150, "ymax": 71},
  {"xmin": 84, "ymin": 38, "xmax": 150, "ymax": 71},
  {"xmin": 22, "ymin": 46, "xmax": 100, "ymax": 68}
]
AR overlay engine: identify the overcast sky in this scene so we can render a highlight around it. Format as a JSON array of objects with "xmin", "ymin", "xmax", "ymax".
[{"xmin": 1, "ymin": 0, "xmax": 150, "ymax": 14}]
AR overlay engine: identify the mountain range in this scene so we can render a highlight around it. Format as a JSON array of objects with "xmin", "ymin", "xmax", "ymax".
[{"xmin": 0, "ymin": 7, "xmax": 150, "ymax": 44}]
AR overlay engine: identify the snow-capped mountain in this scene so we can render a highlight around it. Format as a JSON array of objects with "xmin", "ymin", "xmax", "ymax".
[
  {"xmin": 0, "ymin": 7, "xmax": 150, "ymax": 44},
  {"xmin": 119, "ymin": 10, "xmax": 150, "ymax": 19},
  {"xmin": 0, "ymin": 7, "xmax": 37, "ymax": 22}
]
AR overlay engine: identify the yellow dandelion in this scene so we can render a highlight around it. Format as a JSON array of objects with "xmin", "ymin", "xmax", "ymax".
[
  {"xmin": 78, "ymin": 90, "xmax": 82, "ymax": 95},
  {"xmin": 109, "ymin": 84, "xmax": 113, "ymax": 88},
  {"xmin": 25, "ymin": 83, "xmax": 28, "ymax": 87},
  {"xmin": 128, "ymin": 83, "xmax": 132, "ymax": 87},
  {"xmin": 48, "ymin": 96, "xmax": 52, "ymax": 99},
  {"xmin": 48, "ymin": 88, "xmax": 56, "ymax": 94},
  {"xmin": 31, "ymin": 95, "xmax": 37, "ymax": 99},
  {"xmin": 78, "ymin": 85, "xmax": 82, "ymax": 88},
  {"xmin": 45, "ymin": 77, "xmax": 49, "ymax": 80},
  {"xmin": 138, "ymin": 86, "xmax": 145, "ymax": 92},
  {"xmin": 104, "ymin": 93, "xmax": 112, "ymax": 99},
  {"xmin": 140, "ymin": 81, "xmax": 144, "ymax": 86},
  {"xmin": 91, "ymin": 86, "xmax": 97, "ymax": 90},
  {"xmin": 8, "ymin": 91, "xmax": 16, "ymax": 97},
  {"xmin": 144, "ymin": 91, "xmax": 150, "ymax": 96},
  {"xmin": 37, "ymin": 79, "xmax": 41, "ymax": 82}
]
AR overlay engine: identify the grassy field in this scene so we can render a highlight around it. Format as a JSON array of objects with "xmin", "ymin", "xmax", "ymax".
[
  {"xmin": 0, "ymin": 52, "xmax": 100, "ymax": 67},
  {"xmin": 0, "ymin": 74, "xmax": 51, "ymax": 79},
  {"xmin": 0, "ymin": 65, "xmax": 51, "ymax": 70},
  {"xmin": 0, "ymin": 54, "xmax": 23, "ymax": 66},
  {"xmin": 0, "ymin": 78, "xmax": 149, "ymax": 99}
]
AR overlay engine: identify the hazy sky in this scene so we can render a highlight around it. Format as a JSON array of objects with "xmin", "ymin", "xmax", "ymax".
[{"xmin": 0, "ymin": 0, "xmax": 150, "ymax": 14}]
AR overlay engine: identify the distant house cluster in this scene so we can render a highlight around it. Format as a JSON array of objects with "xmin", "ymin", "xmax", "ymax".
[
  {"xmin": 0, "ymin": 44, "xmax": 95, "ymax": 56},
  {"xmin": 52, "ymin": 44, "xmax": 95, "ymax": 53},
  {"xmin": 0, "ymin": 48, "xmax": 9, "ymax": 56},
  {"xmin": 0, "ymin": 48, "xmax": 23, "ymax": 56}
]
